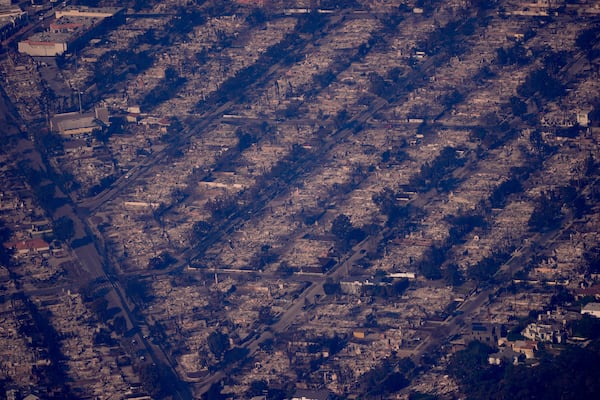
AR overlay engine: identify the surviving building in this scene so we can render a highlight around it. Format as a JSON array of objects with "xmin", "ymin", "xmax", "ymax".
[{"xmin": 18, "ymin": 6, "xmax": 124, "ymax": 56}]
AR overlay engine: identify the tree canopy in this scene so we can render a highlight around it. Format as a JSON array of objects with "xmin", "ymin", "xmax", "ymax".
[
  {"xmin": 331, "ymin": 213, "xmax": 366, "ymax": 250},
  {"xmin": 207, "ymin": 331, "xmax": 230, "ymax": 359},
  {"xmin": 448, "ymin": 340, "xmax": 600, "ymax": 400},
  {"xmin": 52, "ymin": 216, "xmax": 75, "ymax": 242}
]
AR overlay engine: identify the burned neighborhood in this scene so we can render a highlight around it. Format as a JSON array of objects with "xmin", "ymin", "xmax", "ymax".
[{"xmin": 1, "ymin": 0, "xmax": 600, "ymax": 399}]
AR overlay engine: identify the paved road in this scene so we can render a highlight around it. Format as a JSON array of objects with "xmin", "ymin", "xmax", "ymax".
[{"xmin": 77, "ymin": 104, "xmax": 230, "ymax": 213}]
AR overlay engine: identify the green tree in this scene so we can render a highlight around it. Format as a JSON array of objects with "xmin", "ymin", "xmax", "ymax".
[
  {"xmin": 468, "ymin": 254, "xmax": 502, "ymax": 283},
  {"xmin": 509, "ymin": 96, "xmax": 527, "ymax": 116},
  {"xmin": 444, "ymin": 263, "xmax": 464, "ymax": 286},
  {"xmin": 90, "ymin": 297, "xmax": 109, "ymax": 321},
  {"xmin": 323, "ymin": 279, "xmax": 342, "ymax": 295},
  {"xmin": 204, "ymin": 382, "xmax": 225, "ymax": 400},
  {"xmin": 372, "ymin": 187, "xmax": 413, "ymax": 227},
  {"xmin": 147, "ymin": 251, "xmax": 176, "ymax": 270},
  {"xmin": 205, "ymin": 194, "xmax": 238, "ymax": 219},
  {"xmin": 34, "ymin": 183, "xmax": 65, "ymax": 212},
  {"xmin": 207, "ymin": 331, "xmax": 230, "ymax": 359},
  {"xmin": 528, "ymin": 191, "xmax": 562, "ymax": 232},
  {"xmin": 368, "ymin": 72, "xmax": 388, "ymax": 99},
  {"xmin": 448, "ymin": 341, "xmax": 600, "ymax": 400},
  {"xmin": 490, "ymin": 178, "xmax": 523, "ymax": 208},
  {"xmin": 246, "ymin": 380, "xmax": 268, "ymax": 398},
  {"xmin": 576, "ymin": 26, "xmax": 600, "ymax": 58},
  {"xmin": 236, "ymin": 129, "xmax": 257, "ymax": 151},
  {"xmin": 258, "ymin": 306, "xmax": 275, "ymax": 325},
  {"xmin": 359, "ymin": 360, "xmax": 409, "ymax": 397},
  {"xmin": 0, "ymin": 222, "xmax": 13, "ymax": 265},
  {"xmin": 410, "ymin": 146, "xmax": 465, "ymax": 192},
  {"xmin": 125, "ymin": 277, "xmax": 153, "ymax": 305},
  {"xmin": 497, "ymin": 44, "xmax": 530, "ymax": 66},
  {"xmin": 441, "ymin": 89, "xmax": 464, "ymax": 109},
  {"xmin": 517, "ymin": 69, "xmax": 565, "ymax": 100},
  {"xmin": 447, "ymin": 340, "xmax": 500, "ymax": 397},
  {"xmin": 138, "ymin": 363, "xmax": 172, "ymax": 398},
  {"xmin": 569, "ymin": 314, "xmax": 600, "ymax": 339},
  {"xmin": 41, "ymin": 132, "xmax": 64, "ymax": 155},
  {"xmin": 331, "ymin": 213, "xmax": 366, "ymax": 251},
  {"xmin": 364, "ymin": 312, "xmax": 378, "ymax": 328},
  {"xmin": 53, "ymin": 216, "xmax": 75, "ymax": 242},
  {"xmin": 331, "ymin": 214, "xmax": 353, "ymax": 241},
  {"xmin": 416, "ymin": 246, "xmax": 445, "ymax": 280},
  {"xmin": 112, "ymin": 315, "xmax": 127, "ymax": 335},
  {"xmin": 191, "ymin": 220, "xmax": 212, "ymax": 244}
]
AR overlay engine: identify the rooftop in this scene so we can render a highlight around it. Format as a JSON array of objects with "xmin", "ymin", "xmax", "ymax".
[
  {"xmin": 50, "ymin": 112, "xmax": 101, "ymax": 135},
  {"xmin": 582, "ymin": 302, "xmax": 600, "ymax": 313},
  {"xmin": 55, "ymin": 6, "xmax": 124, "ymax": 19}
]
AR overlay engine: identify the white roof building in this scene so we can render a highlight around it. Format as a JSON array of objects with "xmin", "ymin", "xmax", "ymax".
[
  {"xmin": 581, "ymin": 302, "xmax": 600, "ymax": 318},
  {"xmin": 50, "ymin": 112, "xmax": 101, "ymax": 136}
]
